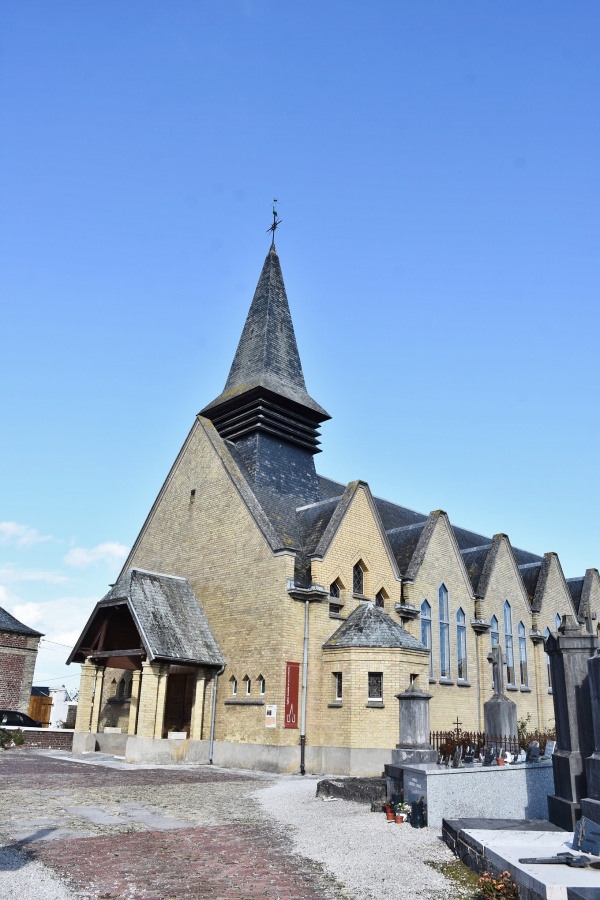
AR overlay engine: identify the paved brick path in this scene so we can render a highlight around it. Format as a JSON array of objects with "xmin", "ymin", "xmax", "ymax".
[{"xmin": 0, "ymin": 752, "xmax": 344, "ymax": 900}]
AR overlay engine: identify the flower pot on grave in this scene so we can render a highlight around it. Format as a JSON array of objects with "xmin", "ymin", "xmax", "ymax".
[
  {"xmin": 497, "ymin": 757, "xmax": 505, "ymax": 766},
  {"xmin": 386, "ymin": 810, "xmax": 395, "ymax": 821},
  {"xmin": 395, "ymin": 814, "xmax": 405, "ymax": 824}
]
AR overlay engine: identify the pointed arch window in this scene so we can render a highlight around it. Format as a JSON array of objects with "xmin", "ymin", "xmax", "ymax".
[
  {"xmin": 545, "ymin": 627, "xmax": 552, "ymax": 691},
  {"xmin": 555, "ymin": 613, "xmax": 562, "ymax": 631},
  {"xmin": 375, "ymin": 589, "xmax": 386, "ymax": 609},
  {"xmin": 353, "ymin": 561, "xmax": 365, "ymax": 595},
  {"xmin": 490, "ymin": 615, "xmax": 499, "ymax": 649},
  {"xmin": 439, "ymin": 584, "xmax": 450, "ymax": 679},
  {"xmin": 330, "ymin": 581, "xmax": 340, "ymax": 599},
  {"xmin": 329, "ymin": 580, "xmax": 343, "ymax": 616},
  {"xmin": 504, "ymin": 601, "xmax": 515, "ymax": 686},
  {"xmin": 518, "ymin": 622, "xmax": 528, "ymax": 686},
  {"xmin": 456, "ymin": 607, "xmax": 467, "ymax": 681},
  {"xmin": 230, "ymin": 676, "xmax": 238, "ymax": 697},
  {"xmin": 420, "ymin": 600, "xmax": 433, "ymax": 678}
]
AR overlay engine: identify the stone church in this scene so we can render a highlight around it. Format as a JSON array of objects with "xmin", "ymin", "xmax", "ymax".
[{"xmin": 70, "ymin": 240, "xmax": 600, "ymax": 775}]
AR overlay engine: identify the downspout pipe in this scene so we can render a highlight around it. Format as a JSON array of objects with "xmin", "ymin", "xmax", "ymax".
[
  {"xmin": 208, "ymin": 665, "xmax": 225, "ymax": 765},
  {"xmin": 300, "ymin": 599, "xmax": 310, "ymax": 776}
]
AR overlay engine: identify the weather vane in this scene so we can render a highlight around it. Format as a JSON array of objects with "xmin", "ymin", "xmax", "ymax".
[{"xmin": 267, "ymin": 198, "xmax": 282, "ymax": 245}]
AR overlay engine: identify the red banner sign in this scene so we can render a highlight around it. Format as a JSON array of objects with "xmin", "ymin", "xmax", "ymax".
[{"xmin": 285, "ymin": 662, "xmax": 300, "ymax": 729}]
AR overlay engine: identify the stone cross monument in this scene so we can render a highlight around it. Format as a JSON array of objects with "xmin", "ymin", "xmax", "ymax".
[{"xmin": 484, "ymin": 644, "xmax": 517, "ymax": 750}]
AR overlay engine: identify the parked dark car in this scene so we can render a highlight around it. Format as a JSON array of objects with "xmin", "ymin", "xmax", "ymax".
[{"xmin": 0, "ymin": 710, "xmax": 42, "ymax": 727}]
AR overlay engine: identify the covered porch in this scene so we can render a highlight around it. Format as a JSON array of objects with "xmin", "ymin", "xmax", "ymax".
[{"xmin": 68, "ymin": 568, "xmax": 225, "ymax": 762}]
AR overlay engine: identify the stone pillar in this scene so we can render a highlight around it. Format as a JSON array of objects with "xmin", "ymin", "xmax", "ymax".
[
  {"xmin": 75, "ymin": 658, "xmax": 97, "ymax": 733},
  {"xmin": 391, "ymin": 681, "xmax": 437, "ymax": 766},
  {"xmin": 153, "ymin": 667, "xmax": 168, "ymax": 739},
  {"xmin": 190, "ymin": 670, "xmax": 206, "ymax": 741},
  {"xmin": 547, "ymin": 615, "xmax": 598, "ymax": 830},
  {"xmin": 581, "ymin": 650, "xmax": 600, "ymax": 826},
  {"xmin": 128, "ymin": 669, "xmax": 142, "ymax": 735},
  {"xmin": 89, "ymin": 665, "xmax": 105, "ymax": 733},
  {"xmin": 136, "ymin": 661, "xmax": 164, "ymax": 739}
]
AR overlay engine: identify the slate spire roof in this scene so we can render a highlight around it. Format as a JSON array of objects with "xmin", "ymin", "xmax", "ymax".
[{"xmin": 201, "ymin": 244, "xmax": 330, "ymax": 453}]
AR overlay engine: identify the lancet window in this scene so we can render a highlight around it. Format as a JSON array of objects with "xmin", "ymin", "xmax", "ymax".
[
  {"xmin": 456, "ymin": 607, "xmax": 467, "ymax": 681},
  {"xmin": 504, "ymin": 601, "xmax": 515, "ymax": 686},
  {"xmin": 420, "ymin": 600, "xmax": 433, "ymax": 678},
  {"xmin": 518, "ymin": 621, "xmax": 528, "ymax": 686},
  {"xmin": 438, "ymin": 584, "xmax": 450, "ymax": 679}
]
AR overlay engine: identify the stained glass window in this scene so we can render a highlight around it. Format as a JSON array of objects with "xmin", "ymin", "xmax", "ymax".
[{"xmin": 368, "ymin": 672, "xmax": 383, "ymax": 700}]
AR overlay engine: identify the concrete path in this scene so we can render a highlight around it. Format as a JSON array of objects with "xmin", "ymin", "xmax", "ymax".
[{"xmin": 0, "ymin": 750, "xmax": 475, "ymax": 899}]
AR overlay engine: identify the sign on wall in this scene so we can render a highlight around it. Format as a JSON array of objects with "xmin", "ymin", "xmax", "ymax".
[
  {"xmin": 265, "ymin": 704, "xmax": 277, "ymax": 728},
  {"xmin": 285, "ymin": 661, "xmax": 300, "ymax": 729}
]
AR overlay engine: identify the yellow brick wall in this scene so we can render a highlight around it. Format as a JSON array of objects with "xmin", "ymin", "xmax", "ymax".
[
  {"xmin": 321, "ymin": 647, "xmax": 429, "ymax": 748},
  {"xmin": 127, "ymin": 418, "xmax": 306, "ymax": 748},
  {"xmin": 478, "ymin": 538, "xmax": 539, "ymax": 729},
  {"xmin": 408, "ymin": 514, "xmax": 480, "ymax": 732}
]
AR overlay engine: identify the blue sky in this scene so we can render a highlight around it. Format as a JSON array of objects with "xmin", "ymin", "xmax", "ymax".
[{"xmin": 1, "ymin": 2, "xmax": 599, "ymax": 690}]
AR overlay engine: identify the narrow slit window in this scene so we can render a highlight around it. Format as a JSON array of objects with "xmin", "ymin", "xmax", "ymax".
[
  {"xmin": 334, "ymin": 672, "xmax": 343, "ymax": 701},
  {"xmin": 375, "ymin": 590, "xmax": 385, "ymax": 608},
  {"xmin": 439, "ymin": 584, "xmax": 450, "ymax": 679},
  {"xmin": 518, "ymin": 622, "xmax": 528, "ymax": 686},
  {"xmin": 353, "ymin": 561, "xmax": 365, "ymax": 595},
  {"xmin": 490, "ymin": 615, "xmax": 499, "ymax": 649},
  {"xmin": 504, "ymin": 601, "xmax": 515, "ymax": 686},
  {"xmin": 420, "ymin": 600, "xmax": 433, "ymax": 678},
  {"xmin": 368, "ymin": 672, "xmax": 383, "ymax": 701},
  {"xmin": 456, "ymin": 607, "xmax": 467, "ymax": 681}
]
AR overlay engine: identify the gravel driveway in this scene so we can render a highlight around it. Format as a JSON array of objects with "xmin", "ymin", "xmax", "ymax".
[{"xmin": 0, "ymin": 750, "xmax": 477, "ymax": 899}]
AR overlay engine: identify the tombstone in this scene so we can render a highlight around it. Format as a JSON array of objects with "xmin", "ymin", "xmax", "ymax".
[
  {"xmin": 581, "ymin": 648, "xmax": 600, "ymax": 827},
  {"xmin": 464, "ymin": 744, "xmax": 475, "ymax": 765},
  {"xmin": 573, "ymin": 816, "xmax": 600, "ymax": 856},
  {"xmin": 484, "ymin": 645, "xmax": 518, "ymax": 752},
  {"xmin": 483, "ymin": 744, "xmax": 495, "ymax": 767},
  {"xmin": 526, "ymin": 741, "xmax": 540, "ymax": 763},
  {"xmin": 546, "ymin": 616, "xmax": 598, "ymax": 830},
  {"xmin": 410, "ymin": 796, "xmax": 426, "ymax": 828},
  {"xmin": 516, "ymin": 749, "xmax": 527, "ymax": 764},
  {"xmin": 390, "ymin": 682, "xmax": 438, "ymax": 766},
  {"xmin": 543, "ymin": 740, "xmax": 557, "ymax": 760},
  {"xmin": 452, "ymin": 745, "xmax": 463, "ymax": 768}
]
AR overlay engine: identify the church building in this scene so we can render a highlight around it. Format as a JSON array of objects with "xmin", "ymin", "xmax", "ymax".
[{"xmin": 69, "ymin": 238, "xmax": 600, "ymax": 775}]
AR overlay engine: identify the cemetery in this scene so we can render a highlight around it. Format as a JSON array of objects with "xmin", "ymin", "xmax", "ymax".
[{"xmin": 376, "ymin": 616, "xmax": 600, "ymax": 899}]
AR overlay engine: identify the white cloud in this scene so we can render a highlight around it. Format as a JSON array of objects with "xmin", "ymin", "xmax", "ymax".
[
  {"xmin": 0, "ymin": 566, "xmax": 69, "ymax": 585},
  {"xmin": 11, "ymin": 602, "xmax": 45, "ymax": 627},
  {"xmin": 63, "ymin": 541, "xmax": 129, "ymax": 569},
  {"xmin": 0, "ymin": 521, "xmax": 52, "ymax": 546}
]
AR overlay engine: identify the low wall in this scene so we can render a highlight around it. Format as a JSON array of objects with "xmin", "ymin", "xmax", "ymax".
[
  {"xmin": 2, "ymin": 726, "xmax": 74, "ymax": 750},
  {"xmin": 387, "ymin": 761, "xmax": 554, "ymax": 829}
]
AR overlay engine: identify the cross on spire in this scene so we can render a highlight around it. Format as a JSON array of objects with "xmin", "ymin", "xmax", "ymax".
[{"xmin": 267, "ymin": 198, "xmax": 282, "ymax": 245}]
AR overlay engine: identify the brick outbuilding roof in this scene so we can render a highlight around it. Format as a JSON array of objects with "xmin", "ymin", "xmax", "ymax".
[{"xmin": 0, "ymin": 605, "xmax": 42, "ymax": 637}]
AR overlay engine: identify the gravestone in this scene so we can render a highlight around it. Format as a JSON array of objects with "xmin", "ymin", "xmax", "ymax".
[
  {"xmin": 573, "ymin": 816, "xmax": 600, "ymax": 855},
  {"xmin": 516, "ymin": 749, "xmax": 527, "ymax": 763},
  {"xmin": 483, "ymin": 744, "xmax": 495, "ymax": 767},
  {"xmin": 452, "ymin": 746, "xmax": 463, "ymax": 768},
  {"xmin": 484, "ymin": 645, "xmax": 518, "ymax": 750},
  {"xmin": 546, "ymin": 615, "xmax": 598, "ymax": 830},
  {"xmin": 526, "ymin": 740, "xmax": 540, "ymax": 763},
  {"xmin": 390, "ymin": 681, "xmax": 437, "ymax": 766},
  {"xmin": 464, "ymin": 744, "xmax": 475, "ymax": 765},
  {"xmin": 543, "ymin": 740, "xmax": 557, "ymax": 760},
  {"xmin": 581, "ymin": 648, "xmax": 600, "ymax": 826}
]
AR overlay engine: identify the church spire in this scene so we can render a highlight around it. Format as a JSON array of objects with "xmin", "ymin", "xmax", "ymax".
[
  {"xmin": 201, "ymin": 240, "xmax": 329, "ymax": 501},
  {"xmin": 201, "ymin": 243, "xmax": 330, "ymax": 454}
]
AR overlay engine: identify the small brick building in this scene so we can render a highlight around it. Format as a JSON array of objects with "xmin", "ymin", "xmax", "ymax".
[
  {"xmin": 0, "ymin": 607, "xmax": 42, "ymax": 712},
  {"xmin": 69, "ymin": 240, "xmax": 600, "ymax": 775}
]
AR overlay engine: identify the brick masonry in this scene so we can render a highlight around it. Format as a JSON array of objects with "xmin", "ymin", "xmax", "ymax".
[{"xmin": 0, "ymin": 630, "xmax": 40, "ymax": 711}]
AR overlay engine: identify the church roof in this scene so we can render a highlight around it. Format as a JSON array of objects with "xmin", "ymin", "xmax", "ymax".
[
  {"xmin": 323, "ymin": 601, "xmax": 426, "ymax": 650},
  {"xmin": 69, "ymin": 569, "xmax": 224, "ymax": 667},
  {"xmin": 202, "ymin": 245, "xmax": 329, "ymax": 420},
  {"xmin": 0, "ymin": 605, "xmax": 42, "ymax": 637}
]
